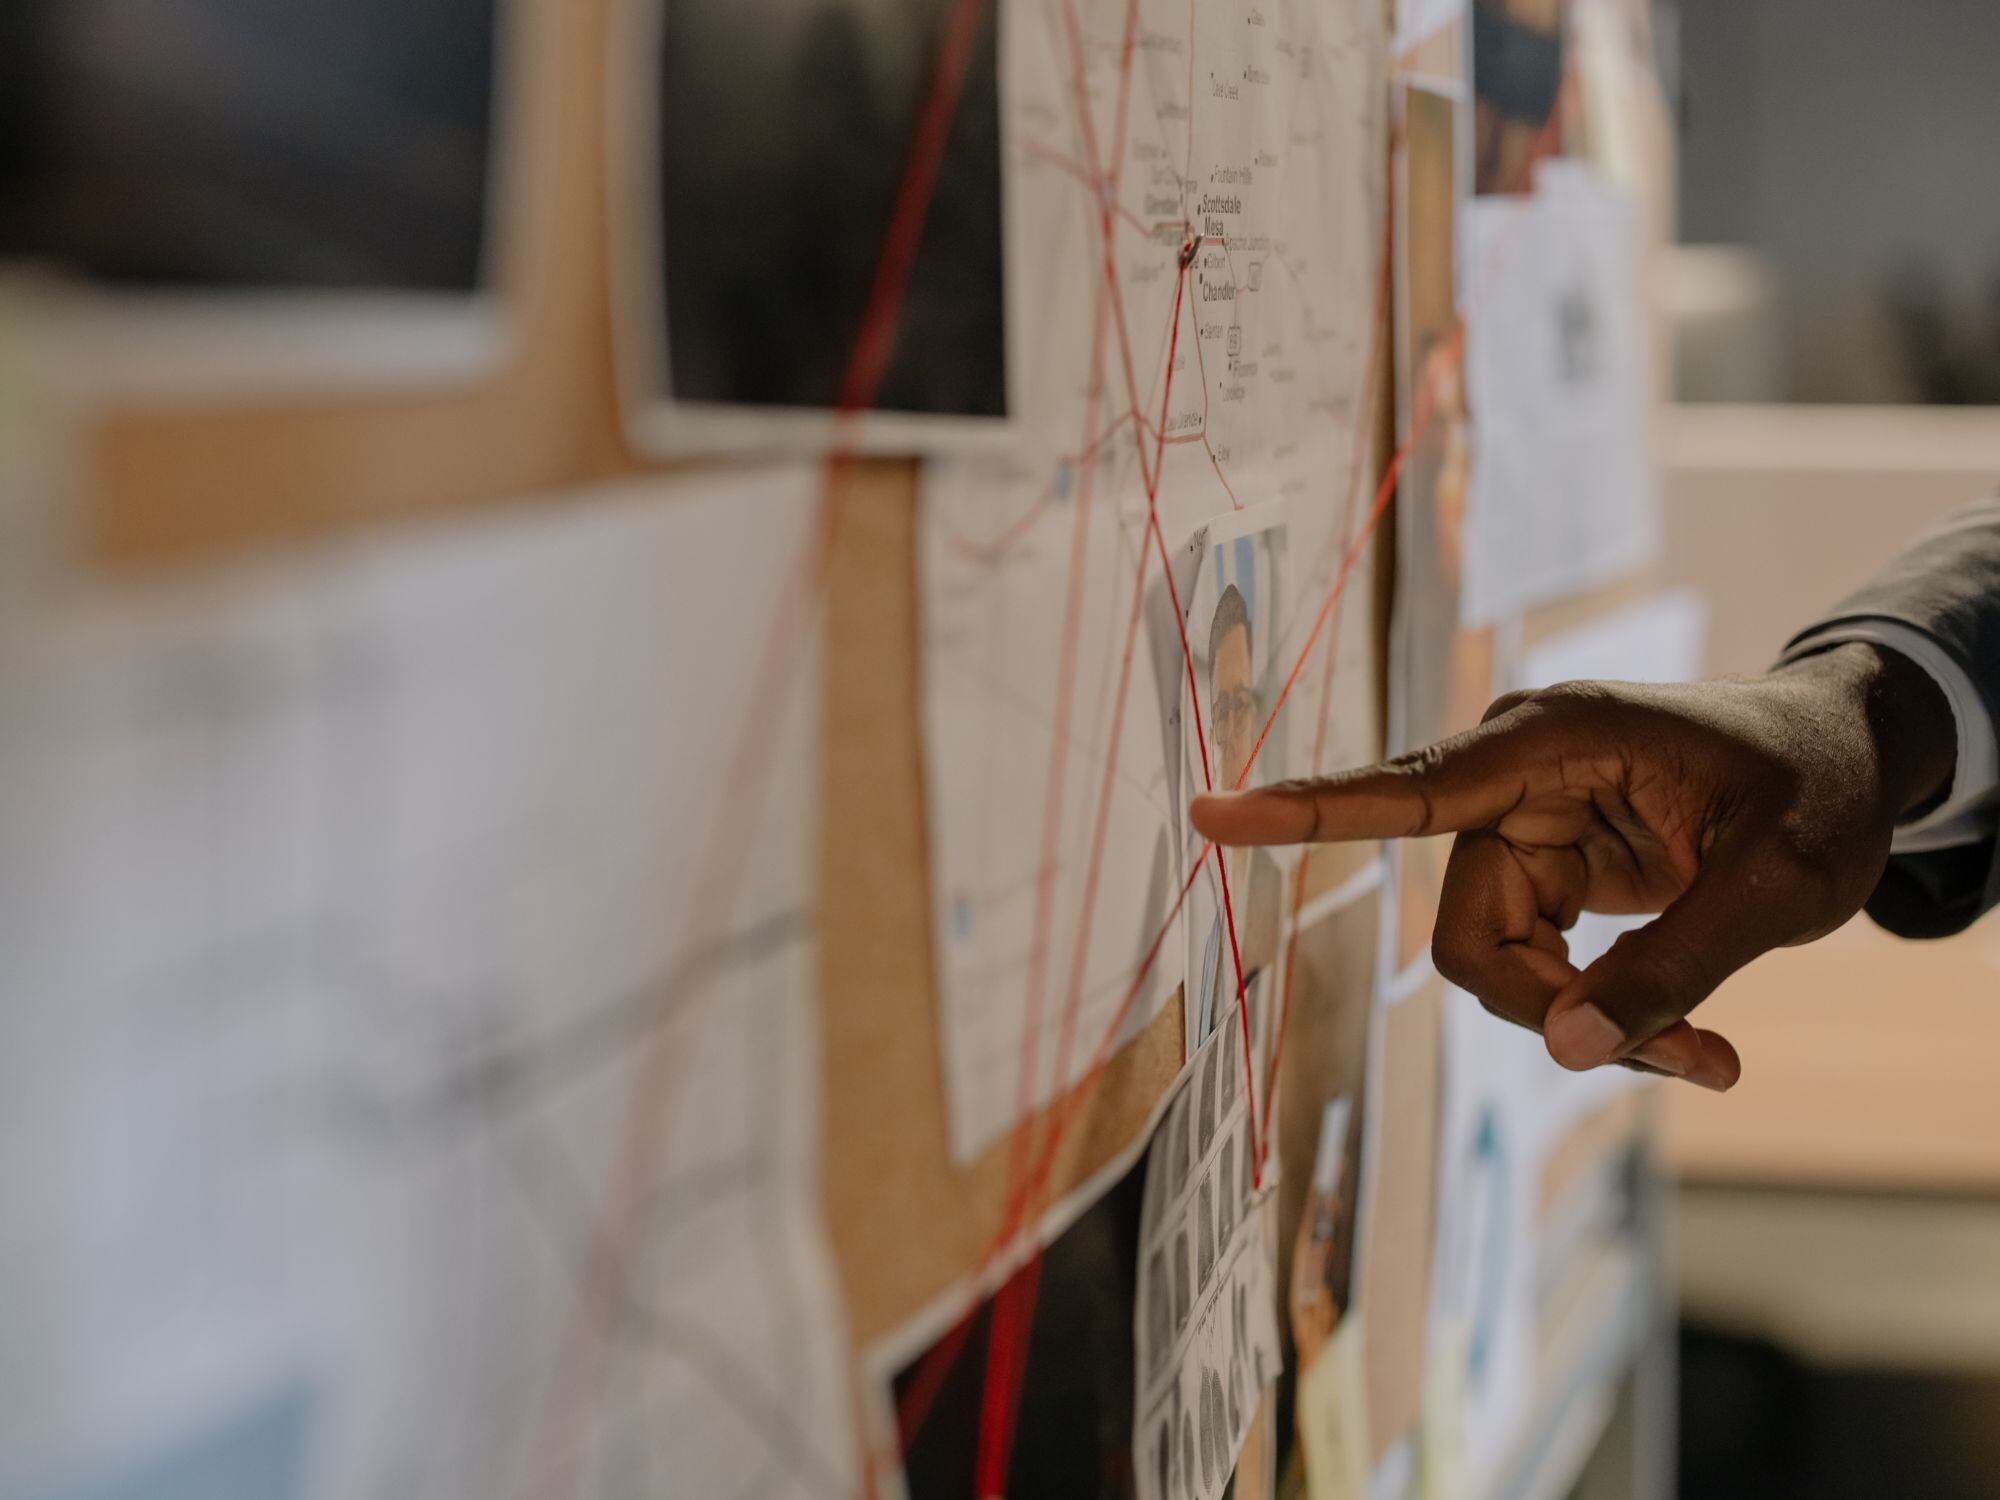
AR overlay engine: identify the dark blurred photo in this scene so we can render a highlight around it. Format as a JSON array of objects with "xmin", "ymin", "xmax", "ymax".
[
  {"xmin": 1472, "ymin": 0, "xmax": 1566, "ymax": 197},
  {"xmin": 892, "ymin": 1155, "xmax": 1146, "ymax": 1500},
  {"xmin": 0, "ymin": 0, "xmax": 498, "ymax": 289},
  {"xmin": 650, "ymin": 0, "xmax": 1007, "ymax": 418}
]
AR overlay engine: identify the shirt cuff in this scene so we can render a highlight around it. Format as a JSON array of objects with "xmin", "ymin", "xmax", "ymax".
[{"xmin": 1784, "ymin": 620, "xmax": 2000, "ymax": 854}]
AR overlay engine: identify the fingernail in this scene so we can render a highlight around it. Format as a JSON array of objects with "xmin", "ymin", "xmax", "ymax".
[
  {"xmin": 1546, "ymin": 1003, "xmax": 1626, "ymax": 1070},
  {"xmin": 1629, "ymin": 1047, "xmax": 1688, "ymax": 1079},
  {"xmin": 1618, "ymin": 1059, "xmax": 1673, "ymax": 1078},
  {"xmin": 1684, "ymin": 1064, "xmax": 1734, "ymax": 1094}
]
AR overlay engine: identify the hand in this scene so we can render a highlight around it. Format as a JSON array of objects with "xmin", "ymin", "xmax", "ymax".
[{"xmin": 1191, "ymin": 643, "xmax": 1956, "ymax": 1091}]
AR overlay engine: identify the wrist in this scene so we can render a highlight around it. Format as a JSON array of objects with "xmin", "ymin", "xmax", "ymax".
[{"xmin": 1777, "ymin": 641, "xmax": 1957, "ymax": 822}]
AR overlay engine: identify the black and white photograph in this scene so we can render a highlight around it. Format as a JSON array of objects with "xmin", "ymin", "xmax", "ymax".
[{"xmin": 1133, "ymin": 1026, "xmax": 1282, "ymax": 1500}]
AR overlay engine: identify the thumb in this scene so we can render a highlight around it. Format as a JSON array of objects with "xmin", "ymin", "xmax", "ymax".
[
  {"xmin": 1541, "ymin": 837, "xmax": 1790, "ymax": 1079},
  {"xmin": 1191, "ymin": 710, "xmax": 1546, "ymax": 847}
]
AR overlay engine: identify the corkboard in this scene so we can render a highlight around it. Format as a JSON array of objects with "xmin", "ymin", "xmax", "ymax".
[
  {"xmin": 56, "ymin": 0, "xmax": 1198, "ymax": 1379},
  {"xmin": 50, "ymin": 0, "xmax": 1656, "ymax": 1480},
  {"xmin": 58, "ymin": 0, "xmax": 1411, "ymax": 1378}
]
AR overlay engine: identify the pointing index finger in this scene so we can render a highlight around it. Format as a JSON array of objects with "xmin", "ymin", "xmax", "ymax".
[{"xmin": 1189, "ymin": 715, "xmax": 1545, "ymax": 847}]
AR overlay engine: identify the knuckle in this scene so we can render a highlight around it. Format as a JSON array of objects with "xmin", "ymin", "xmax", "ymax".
[
  {"xmin": 1772, "ymin": 838, "xmax": 1831, "ymax": 893},
  {"xmin": 1404, "ymin": 744, "xmax": 1453, "ymax": 788},
  {"xmin": 1430, "ymin": 915, "xmax": 1501, "ymax": 1001},
  {"xmin": 1392, "ymin": 740, "xmax": 1453, "ymax": 779},
  {"xmin": 1747, "ymin": 821, "xmax": 1863, "ymax": 919},
  {"xmin": 1480, "ymin": 688, "xmax": 1534, "ymax": 725},
  {"xmin": 1268, "ymin": 775, "xmax": 1328, "ymax": 800},
  {"xmin": 1430, "ymin": 924, "xmax": 1481, "ymax": 990},
  {"xmin": 1612, "ymin": 928, "xmax": 1707, "ymax": 1025},
  {"xmin": 1470, "ymin": 984, "xmax": 1537, "ymax": 1033},
  {"xmin": 1538, "ymin": 679, "xmax": 1617, "ymax": 714},
  {"xmin": 1378, "ymin": 751, "xmax": 1447, "ymax": 834}
]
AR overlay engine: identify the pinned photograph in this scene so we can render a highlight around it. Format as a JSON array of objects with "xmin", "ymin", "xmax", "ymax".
[
  {"xmin": 1265, "ymin": 887, "xmax": 1380, "ymax": 1499},
  {"xmin": 1180, "ymin": 502, "xmax": 1293, "ymax": 1055},
  {"xmin": 886, "ymin": 1155, "xmax": 1147, "ymax": 1500},
  {"xmin": 1133, "ymin": 1025, "xmax": 1281, "ymax": 1500},
  {"xmin": 612, "ymin": 0, "xmax": 1012, "ymax": 454},
  {"xmin": 1472, "ymin": 0, "xmax": 1570, "ymax": 196},
  {"xmin": 0, "ymin": 0, "xmax": 517, "ymax": 395}
]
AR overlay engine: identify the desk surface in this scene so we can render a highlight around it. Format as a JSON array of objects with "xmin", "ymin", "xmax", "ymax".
[{"xmin": 1661, "ymin": 912, "xmax": 2000, "ymax": 1193}]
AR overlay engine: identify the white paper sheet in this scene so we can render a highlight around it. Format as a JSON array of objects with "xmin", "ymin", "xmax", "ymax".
[
  {"xmin": 922, "ymin": 0, "xmax": 1388, "ymax": 1163},
  {"xmin": 1459, "ymin": 161, "xmax": 1663, "ymax": 627},
  {"xmin": 0, "ymin": 471, "xmax": 855, "ymax": 1500},
  {"xmin": 1134, "ymin": 1022, "xmax": 1284, "ymax": 1500}
]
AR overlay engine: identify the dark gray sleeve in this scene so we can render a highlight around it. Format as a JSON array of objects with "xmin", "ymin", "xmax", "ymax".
[{"xmin": 1781, "ymin": 494, "xmax": 2000, "ymax": 938}]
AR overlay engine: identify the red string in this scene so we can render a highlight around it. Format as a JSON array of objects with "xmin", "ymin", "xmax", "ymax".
[
  {"xmin": 1047, "ymin": 526, "xmax": 1160, "ymax": 1153},
  {"xmin": 997, "ymin": 258, "xmax": 1112, "ymax": 1248},
  {"xmin": 961, "ymin": 0, "xmax": 1314, "ymax": 1467},
  {"xmin": 896, "ymin": 64, "xmax": 1583, "ymax": 1485},
  {"xmin": 519, "ymin": 1, "xmax": 1580, "ymax": 1487},
  {"xmin": 967, "ymin": 59, "xmax": 1124, "ymax": 1500},
  {"xmin": 970, "ymin": 0, "xmax": 1208, "ymax": 1479},
  {"xmin": 1256, "ymin": 159, "xmax": 1400, "ymax": 1174}
]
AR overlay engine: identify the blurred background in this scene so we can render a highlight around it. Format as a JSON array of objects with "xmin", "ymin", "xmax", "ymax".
[
  {"xmin": 3, "ymin": 2, "xmax": 2000, "ymax": 1498},
  {"xmin": 1670, "ymin": 0, "xmax": 2000, "ymax": 406},
  {"xmin": 1663, "ymin": 2, "xmax": 2000, "ymax": 1496}
]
